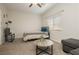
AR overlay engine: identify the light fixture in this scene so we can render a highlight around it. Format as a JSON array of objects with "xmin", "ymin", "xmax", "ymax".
[{"xmin": 29, "ymin": 3, "xmax": 45, "ymax": 8}]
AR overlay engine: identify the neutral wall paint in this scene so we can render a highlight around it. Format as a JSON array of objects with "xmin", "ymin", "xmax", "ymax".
[
  {"xmin": 42, "ymin": 3, "xmax": 79, "ymax": 43},
  {"xmin": 7, "ymin": 10, "xmax": 42, "ymax": 38}
]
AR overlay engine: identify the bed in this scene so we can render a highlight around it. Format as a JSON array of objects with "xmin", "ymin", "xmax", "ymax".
[{"xmin": 22, "ymin": 32, "xmax": 49, "ymax": 41}]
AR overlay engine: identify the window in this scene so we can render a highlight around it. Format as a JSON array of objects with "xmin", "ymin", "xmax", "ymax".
[
  {"xmin": 47, "ymin": 10, "xmax": 64, "ymax": 31},
  {"xmin": 47, "ymin": 17, "xmax": 53, "ymax": 30}
]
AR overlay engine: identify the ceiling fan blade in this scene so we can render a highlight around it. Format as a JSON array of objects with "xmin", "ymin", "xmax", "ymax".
[
  {"xmin": 29, "ymin": 4, "xmax": 33, "ymax": 7},
  {"xmin": 37, "ymin": 3, "xmax": 42, "ymax": 7}
]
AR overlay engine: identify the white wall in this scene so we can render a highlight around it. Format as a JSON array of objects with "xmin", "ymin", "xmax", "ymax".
[
  {"xmin": 42, "ymin": 3, "xmax": 79, "ymax": 43},
  {"xmin": 0, "ymin": 4, "xmax": 8, "ymax": 44},
  {"xmin": 1, "ymin": 3, "xmax": 79, "ymax": 44},
  {"xmin": 7, "ymin": 10, "xmax": 42, "ymax": 38}
]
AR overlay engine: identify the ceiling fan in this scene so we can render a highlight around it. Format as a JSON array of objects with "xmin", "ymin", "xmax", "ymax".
[{"xmin": 29, "ymin": 3, "xmax": 45, "ymax": 8}]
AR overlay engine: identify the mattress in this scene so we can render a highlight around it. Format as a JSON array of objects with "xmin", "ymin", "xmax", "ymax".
[{"xmin": 23, "ymin": 33, "xmax": 49, "ymax": 41}]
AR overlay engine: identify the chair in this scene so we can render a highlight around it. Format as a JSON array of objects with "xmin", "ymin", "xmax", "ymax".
[
  {"xmin": 4, "ymin": 28, "xmax": 15, "ymax": 42},
  {"xmin": 41, "ymin": 26, "xmax": 50, "ymax": 39},
  {"xmin": 61, "ymin": 38, "xmax": 79, "ymax": 54}
]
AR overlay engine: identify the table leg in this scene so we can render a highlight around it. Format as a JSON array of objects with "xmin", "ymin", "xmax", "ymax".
[
  {"xmin": 51, "ymin": 45, "xmax": 53, "ymax": 55},
  {"xmin": 36, "ymin": 45, "xmax": 53, "ymax": 55},
  {"xmin": 36, "ymin": 45, "xmax": 38, "ymax": 55}
]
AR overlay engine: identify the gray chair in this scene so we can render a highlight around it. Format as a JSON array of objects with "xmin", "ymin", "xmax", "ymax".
[
  {"xmin": 70, "ymin": 48, "xmax": 79, "ymax": 55},
  {"xmin": 61, "ymin": 38, "xmax": 79, "ymax": 54}
]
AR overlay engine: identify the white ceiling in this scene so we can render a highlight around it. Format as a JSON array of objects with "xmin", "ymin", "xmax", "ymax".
[{"xmin": 4, "ymin": 3, "xmax": 56, "ymax": 14}]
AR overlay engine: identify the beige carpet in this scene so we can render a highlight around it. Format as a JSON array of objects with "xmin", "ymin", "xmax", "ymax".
[{"xmin": 0, "ymin": 39, "xmax": 67, "ymax": 55}]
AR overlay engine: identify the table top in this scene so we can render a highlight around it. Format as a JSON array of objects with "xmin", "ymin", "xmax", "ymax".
[{"xmin": 36, "ymin": 39, "xmax": 54, "ymax": 47}]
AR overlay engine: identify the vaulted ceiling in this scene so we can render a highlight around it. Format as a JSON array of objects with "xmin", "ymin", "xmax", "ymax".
[{"xmin": 4, "ymin": 3, "xmax": 56, "ymax": 15}]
